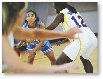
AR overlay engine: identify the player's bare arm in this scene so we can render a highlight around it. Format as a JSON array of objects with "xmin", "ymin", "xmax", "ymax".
[
  {"xmin": 56, "ymin": 38, "xmax": 69, "ymax": 46},
  {"xmin": 40, "ymin": 23, "xmax": 46, "ymax": 29},
  {"xmin": 46, "ymin": 13, "xmax": 64, "ymax": 30}
]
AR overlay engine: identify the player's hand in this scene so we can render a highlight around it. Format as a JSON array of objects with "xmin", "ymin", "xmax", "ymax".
[
  {"xmin": 54, "ymin": 63, "xmax": 79, "ymax": 73},
  {"xmin": 56, "ymin": 41, "xmax": 61, "ymax": 46},
  {"xmin": 63, "ymin": 26, "xmax": 82, "ymax": 39}
]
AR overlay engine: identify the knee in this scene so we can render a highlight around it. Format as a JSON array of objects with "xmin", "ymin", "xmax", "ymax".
[
  {"xmin": 28, "ymin": 56, "xmax": 34, "ymax": 62},
  {"xmin": 49, "ymin": 56, "xmax": 56, "ymax": 62},
  {"xmin": 80, "ymin": 56, "xmax": 90, "ymax": 64},
  {"xmin": 28, "ymin": 58, "xmax": 34, "ymax": 63}
]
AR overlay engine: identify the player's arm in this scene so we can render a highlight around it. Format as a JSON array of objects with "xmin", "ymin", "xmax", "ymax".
[
  {"xmin": 13, "ymin": 26, "xmax": 82, "ymax": 40},
  {"xmin": 3, "ymin": 35, "xmax": 79, "ymax": 73},
  {"xmin": 56, "ymin": 38, "xmax": 69, "ymax": 46},
  {"xmin": 25, "ymin": 39, "xmax": 44, "ymax": 55},
  {"xmin": 46, "ymin": 13, "xmax": 64, "ymax": 30},
  {"xmin": 40, "ymin": 23, "xmax": 46, "ymax": 29},
  {"xmin": 33, "ymin": 39, "xmax": 44, "ymax": 52},
  {"xmin": 12, "ymin": 27, "xmax": 63, "ymax": 40},
  {"xmin": 31, "ymin": 23, "xmax": 46, "ymax": 51}
]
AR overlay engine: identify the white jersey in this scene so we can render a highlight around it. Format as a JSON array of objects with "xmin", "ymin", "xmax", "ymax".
[
  {"xmin": 60, "ymin": 8, "xmax": 94, "ymax": 42},
  {"xmin": 60, "ymin": 8, "xmax": 97, "ymax": 60},
  {"xmin": 60, "ymin": 8, "xmax": 87, "ymax": 30}
]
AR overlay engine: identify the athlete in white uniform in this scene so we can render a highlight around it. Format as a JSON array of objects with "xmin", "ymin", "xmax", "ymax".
[{"xmin": 46, "ymin": 2, "xmax": 97, "ymax": 73}]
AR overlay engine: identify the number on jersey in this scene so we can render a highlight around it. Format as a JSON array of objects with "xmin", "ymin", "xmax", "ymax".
[{"xmin": 71, "ymin": 15, "xmax": 87, "ymax": 28}]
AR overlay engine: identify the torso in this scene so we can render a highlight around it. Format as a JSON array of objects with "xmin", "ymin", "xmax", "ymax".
[
  {"xmin": 60, "ymin": 8, "xmax": 87, "ymax": 31},
  {"xmin": 23, "ymin": 21, "xmax": 42, "ymax": 43},
  {"xmin": 60, "ymin": 8, "xmax": 94, "ymax": 42},
  {"xmin": 23, "ymin": 21, "xmax": 48, "ymax": 45}
]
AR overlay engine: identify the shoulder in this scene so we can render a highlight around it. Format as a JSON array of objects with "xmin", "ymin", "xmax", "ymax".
[
  {"xmin": 60, "ymin": 8, "xmax": 68, "ymax": 13},
  {"xmin": 36, "ymin": 21, "xmax": 45, "ymax": 29},
  {"xmin": 40, "ymin": 23, "xmax": 46, "ymax": 29},
  {"xmin": 54, "ymin": 13, "xmax": 64, "ymax": 23},
  {"xmin": 37, "ymin": 21, "xmax": 42, "ymax": 25},
  {"xmin": 36, "ymin": 21, "xmax": 42, "ymax": 26}
]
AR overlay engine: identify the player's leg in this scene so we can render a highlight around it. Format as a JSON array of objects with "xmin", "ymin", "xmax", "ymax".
[
  {"xmin": 45, "ymin": 50, "xmax": 56, "ymax": 65},
  {"xmin": 79, "ymin": 32, "xmax": 97, "ymax": 73},
  {"xmin": 41, "ymin": 41, "xmax": 56, "ymax": 65},
  {"xmin": 80, "ymin": 43, "xmax": 97, "ymax": 73},
  {"xmin": 56, "ymin": 52, "xmax": 73, "ymax": 65},
  {"xmin": 56, "ymin": 51, "xmax": 73, "ymax": 73},
  {"xmin": 80, "ymin": 56, "xmax": 93, "ymax": 73},
  {"xmin": 25, "ymin": 50, "xmax": 36, "ymax": 64},
  {"xmin": 56, "ymin": 39, "xmax": 81, "ymax": 65},
  {"xmin": 26, "ymin": 44, "xmax": 36, "ymax": 64}
]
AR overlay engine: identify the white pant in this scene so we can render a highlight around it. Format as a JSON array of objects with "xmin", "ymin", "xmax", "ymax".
[{"xmin": 63, "ymin": 27, "xmax": 97, "ymax": 60}]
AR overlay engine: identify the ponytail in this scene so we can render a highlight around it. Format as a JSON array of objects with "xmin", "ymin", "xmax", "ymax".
[
  {"xmin": 67, "ymin": 5, "xmax": 77, "ymax": 13},
  {"xmin": 54, "ymin": 2, "xmax": 77, "ymax": 13},
  {"xmin": 2, "ymin": 3, "xmax": 10, "ymax": 34}
]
